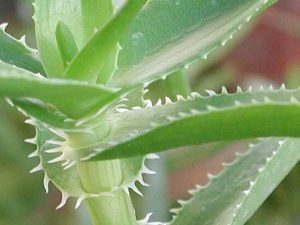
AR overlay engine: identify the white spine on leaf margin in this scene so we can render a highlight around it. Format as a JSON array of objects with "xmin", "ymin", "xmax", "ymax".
[
  {"xmin": 138, "ymin": 213, "xmax": 166, "ymax": 225},
  {"xmin": 123, "ymin": 153, "xmax": 159, "ymax": 197}
]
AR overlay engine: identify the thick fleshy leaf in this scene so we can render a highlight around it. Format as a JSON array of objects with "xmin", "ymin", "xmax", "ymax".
[
  {"xmin": 64, "ymin": 0, "xmax": 148, "ymax": 82},
  {"xmin": 0, "ymin": 61, "xmax": 121, "ymax": 119},
  {"xmin": 33, "ymin": 0, "xmax": 114, "ymax": 77},
  {"xmin": 110, "ymin": 0, "xmax": 277, "ymax": 87},
  {"xmin": 169, "ymin": 138, "xmax": 300, "ymax": 225},
  {"xmin": 0, "ymin": 23, "xmax": 45, "ymax": 74},
  {"xmin": 61, "ymin": 86, "xmax": 300, "ymax": 161}
]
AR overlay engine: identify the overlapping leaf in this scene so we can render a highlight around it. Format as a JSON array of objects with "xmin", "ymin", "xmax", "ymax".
[
  {"xmin": 28, "ymin": 121, "xmax": 155, "ymax": 209},
  {"xmin": 110, "ymin": 0, "xmax": 277, "ymax": 87},
  {"xmin": 0, "ymin": 61, "xmax": 122, "ymax": 119},
  {"xmin": 59, "ymin": 86, "xmax": 300, "ymax": 162},
  {"xmin": 64, "ymin": 0, "xmax": 148, "ymax": 82},
  {"xmin": 170, "ymin": 138, "xmax": 300, "ymax": 225},
  {"xmin": 33, "ymin": 0, "xmax": 114, "ymax": 76}
]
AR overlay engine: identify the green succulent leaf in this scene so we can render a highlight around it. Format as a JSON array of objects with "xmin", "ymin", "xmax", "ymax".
[
  {"xmin": 64, "ymin": 0, "xmax": 148, "ymax": 82},
  {"xmin": 33, "ymin": 0, "xmax": 114, "ymax": 77},
  {"xmin": 0, "ymin": 61, "xmax": 122, "ymax": 119},
  {"xmin": 63, "ymin": 86, "xmax": 300, "ymax": 161},
  {"xmin": 110, "ymin": 0, "xmax": 277, "ymax": 87},
  {"xmin": 0, "ymin": 23, "xmax": 45, "ymax": 74},
  {"xmin": 169, "ymin": 138, "xmax": 300, "ymax": 225}
]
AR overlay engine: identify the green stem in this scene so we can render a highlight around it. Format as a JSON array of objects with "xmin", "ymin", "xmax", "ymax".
[
  {"xmin": 74, "ymin": 116, "xmax": 137, "ymax": 225},
  {"xmin": 77, "ymin": 160, "xmax": 137, "ymax": 225}
]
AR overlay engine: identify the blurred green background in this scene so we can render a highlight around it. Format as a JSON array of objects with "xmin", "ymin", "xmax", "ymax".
[{"xmin": 0, "ymin": 0, "xmax": 299, "ymax": 224}]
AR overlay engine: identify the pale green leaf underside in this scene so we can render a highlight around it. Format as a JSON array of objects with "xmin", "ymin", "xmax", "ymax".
[
  {"xmin": 33, "ymin": 0, "xmax": 113, "ymax": 77},
  {"xmin": 0, "ymin": 24, "xmax": 45, "ymax": 74},
  {"xmin": 0, "ymin": 61, "xmax": 121, "ymax": 119},
  {"xmin": 170, "ymin": 138, "xmax": 300, "ymax": 225},
  {"xmin": 110, "ymin": 0, "xmax": 277, "ymax": 87},
  {"xmin": 65, "ymin": 87, "xmax": 300, "ymax": 161},
  {"xmin": 35, "ymin": 122, "xmax": 147, "ymax": 203}
]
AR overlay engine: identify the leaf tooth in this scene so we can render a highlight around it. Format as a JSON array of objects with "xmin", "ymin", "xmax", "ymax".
[
  {"xmin": 190, "ymin": 108, "xmax": 199, "ymax": 114},
  {"xmin": 236, "ymin": 203, "xmax": 242, "ymax": 209},
  {"xmin": 19, "ymin": 35, "xmax": 27, "ymax": 45},
  {"xmin": 221, "ymin": 86, "xmax": 228, "ymax": 94},
  {"xmin": 258, "ymin": 167, "xmax": 265, "ymax": 173},
  {"xmin": 75, "ymin": 194, "xmax": 88, "ymax": 209},
  {"xmin": 170, "ymin": 207, "xmax": 181, "ymax": 214},
  {"xmin": 144, "ymin": 99, "xmax": 153, "ymax": 107},
  {"xmin": 243, "ymin": 189, "xmax": 251, "ymax": 196},
  {"xmin": 48, "ymin": 153, "xmax": 65, "ymax": 164},
  {"xmin": 156, "ymin": 99, "xmax": 162, "ymax": 106},
  {"xmin": 165, "ymin": 96, "xmax": 173, "ymax": 104},
  {"xmin": 191, "ymin": 92, "xmax": 201, "ymax": 98},
  {"xmin": 116, "ymin": 107, "xmax": 129, "ymax": 113},
  {"xmin": 166, "ymin": 115, "xmax": 177, "ymax": 121},
  {"xmin": 205, "ymin": 90, "xmax": 217, "ymax": 96},
  {"xmin": 268, "ymin": 84, "xmax": 274, "ymax": 91},
  {"xmin": 207, "ymin": 173, "xmax": 216, "ymax": 180},
  {"xmin": 43, "ymin": 173, "xmax": 50, "ymax": 193},
  {"xmin": 177, "ymin": 199, "xmax": 188, "ymax": 206},
  {"xmin": 138, "ymin": 213, "xmax": 152, "ymax": 224},
  {"xmin": 263, "ymin": 96, "xmax": 272, "ymax": 103},
  {"xmin": 142, "ymin": 165, "xmax": 156, "ymax": 175},
  {"xmin": 147, "ymin": 154, "xmax": 159, "ymax": 159},
  {"xmin": 251, "ymin": 98, "xmax": 259, "ymax": 104},
  {"xmin": 176, "ymin": 95, "xmax": 185, "ymax": 101},
  {"xmin": 30, "ymin": 162, "xmax": 43, "ymax": 173},
  {"xmin": 0, "ymin": 23, "xmax": 8, "ymax": 31},
  {"xmin": 45, "ymin": 147, "xmax": 62, "ymax": 154},
  {"xmin": 63, "ymin": 161, "xmax": 77, "ymax": 170},
  {"xmin": 132, "ymin": 106, "xmax": 142, "ymax": 110},
  {"xmin": 266, "ymin": 156, "xmax": 272, "ymax": 163},
  {"xmin": 61, "ymin": 160, "xmax": 71, "ymax": 167},
  {"xmin": 234, "ymin": 100, "xmax": 243, "ymax": 106},
  {"xmin": 16, "ymin": 107, "xmax": 28, "ymax": 116},
  {"xmin": 24, "ymin": 119, "xmax": 36, "ymax": 126},
  {"xmin": 236, "ymin": 86, "xmax": 243, "ymax": 93},
  {"xmin": 278, "ymin": 140, "xmax": 285, "ymax": 146},
  {"xmin": 290, "ymin": 96, "xmax": 299, "ymax": 104},
  {"xmin": 279, "ymin": 83, "xmax": 286, "ymax": 90},
  {"xmin": 56, "ymin": 192, "xmax": 70, "ymax": 210},
  {"xmin": 28, "ymin": 149, "xmax": 39, "ymax": 158},
  {"xmin": 143, "ymin": 88, "xmax": 150, "ymax": 94},
  {"xmin": 46, "ymin": 139, "xmax": 63, "ymax": 146},
  {"xmin": 4, "ymin": 97, "xmax": 14, "ymax": 106},
  {"xmin": 206, "ymin": 105, "xmax": 218, "ymax": 111},
  {"xmin": 258, "ymin": 85, "xmax": 265, "ymax": 92},
  {"xmin": 178, "ymin": 112, "xmax": 189, "ymax": 117},
  {"xmin": 138, "ymin": 177, "xmax": 150, "ymax": 187},
  {"xmin": 128, "ymin": 182, "xmax": 144, "ymax": 197},
  {"xmin": 247, "ymin": 86, "xmax": 253, "ymax": 93}
]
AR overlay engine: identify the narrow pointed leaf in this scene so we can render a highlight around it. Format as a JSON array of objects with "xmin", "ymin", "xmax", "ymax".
[
  {"xmin": 64, "ymin": 0, "xmax": 148, "ymax": 82},
  {"xmin": 110, "ymin": 0, "xmax": 277, "ymax": 87},
  {"xmin": 63, "ymin": 87, "xmax": 300, "ymax": 161},
  {"xmin": 0, "ymin": 23, "xmax": 45, "ymax": 74},
  {"xmin": 0, "ymin": 61, "xmax": 121, "ymax": 119},
  {"xmin": 170, "ymin": 138, "xmax": 300, "ymax": 225},
  {"xmin": 33, "ymin": 0, "xmax": 114, "ymax": 76}
]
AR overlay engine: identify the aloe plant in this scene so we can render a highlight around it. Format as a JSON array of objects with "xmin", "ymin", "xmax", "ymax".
[{"xmin": 0, "ymin": 0, "xmax": 299, "ymax": 224}]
